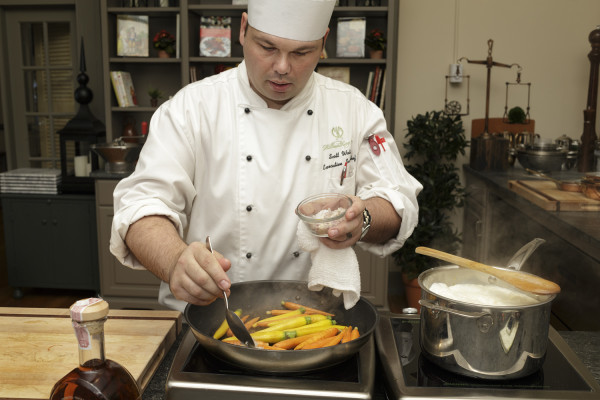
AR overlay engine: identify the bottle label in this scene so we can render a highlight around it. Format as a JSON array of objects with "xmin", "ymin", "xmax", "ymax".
[
  {"xmin": 72, "ymin": 321, "xmax": 92, "ymax": 350},
  {"xmin": 71, "ymin": 298, "xmax": 102, "ymax": 321}
]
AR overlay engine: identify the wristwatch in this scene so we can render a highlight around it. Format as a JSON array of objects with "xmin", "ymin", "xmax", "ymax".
[{"xmin": 360, "ymin": 208, "xmax": 371, "ymax": 240}]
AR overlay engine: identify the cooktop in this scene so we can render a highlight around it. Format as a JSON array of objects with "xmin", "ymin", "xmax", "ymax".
[{"xmin": 375, "ymin": 312, "xmax": 600, "ymax": 399}]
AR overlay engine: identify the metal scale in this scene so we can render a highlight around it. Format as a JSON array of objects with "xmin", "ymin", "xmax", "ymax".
[{"xmin": 444, "ymin": 39, "xmax": 532, "ymax": 171}]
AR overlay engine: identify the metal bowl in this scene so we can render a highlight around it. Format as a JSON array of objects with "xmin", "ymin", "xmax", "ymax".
[
  {"xmin": 516, "ymin": 148, "xmax": 567, "ymax": 172},
  {"xmin": 91, "ymin": 139, "xmax": 144, "ymax": 174},
  {"xmin": 184, "ymin": 280, "xmax": 378, "ymax": 375}
]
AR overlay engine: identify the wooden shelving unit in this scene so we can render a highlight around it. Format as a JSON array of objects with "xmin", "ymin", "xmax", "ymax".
[{"xmin": 100, "ymin": 0, "xmax": 398, "ymax": 140}]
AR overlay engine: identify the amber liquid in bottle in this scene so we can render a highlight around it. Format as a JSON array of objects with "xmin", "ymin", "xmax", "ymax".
[{"xmin": 50, "ymin": 299, "xmax": 142, "ymax": 400}]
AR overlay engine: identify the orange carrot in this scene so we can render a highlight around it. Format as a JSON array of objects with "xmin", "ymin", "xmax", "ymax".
[
  {"xmin": 267, "ymin": 309, "xmax": 293, "ymax": 315},
  {"xmin": 350, "ymin": 327, "xmax": 360, "ymax": 340},
  {"xmin": 272, "ymin": 327, "xmax": 335, "ymax": 350},
  {"xmin": 303, "ymin": 328, "xmax": 347, "ymax": 350},
  {"xmin": 341, "ymin": 325, "xmax": 353, "ymax": 343},
  {"xmin": 226, "ymin": 315, "xmax": 249, "ymax": 337},
  {"xmin": 281, "ymin": 301, "xmax": 335, "ymax": 317},
  {"xmin": 245, "ymin": 316, "xmax": 260, "ymax": 331},
  {"xmin": 293, "ymin": 327, "xmax": 340, "ymax": 350}
]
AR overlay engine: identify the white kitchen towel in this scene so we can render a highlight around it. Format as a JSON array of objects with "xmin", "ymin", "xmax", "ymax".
[{"xmin": 297, "ymin": 221, "xmax": 361, "ymax": 309}]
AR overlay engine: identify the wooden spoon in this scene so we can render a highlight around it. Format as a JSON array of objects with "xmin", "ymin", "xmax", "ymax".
[{"xmin": 415, "ymin": 247, "xmax": 561, "ymax": 295}]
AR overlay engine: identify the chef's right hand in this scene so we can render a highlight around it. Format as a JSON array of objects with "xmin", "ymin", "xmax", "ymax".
[{"xmin": 168, "ymin": 241, "xmax": 232, "ymax": 306}]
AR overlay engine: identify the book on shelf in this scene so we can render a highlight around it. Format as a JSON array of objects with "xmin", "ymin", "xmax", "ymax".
[
  {"xmin": 378, "ymin": 68, "xmax": 387, "ymax": 109},
  {"xmin": 336, "ymin": 17, "xmax": 366, "ymax": 58},
  {"xmin": 110, "ymin": 71, "xmax": 138, "ymax": 107},
  {"xmin": 364, "ymin": 66, "xmax": 385, "ymax": 109},
  {"xmin": 190, "ymin": 66, "xmax": 198, "ymax": 83},
  {"xmin": 365, "ymin": 71, "xmax": 374, "ymax": 97},
  {"xmin": 373, "ymin": 67, "xmax": 385, "ymax": 105},
  {"xmin": 317, "ymin": 66, "xmax": 350, "ymax": 84},
  {"xmin": 116, "ymin": 15, "xmax": 149, "ymax": 57},
  {"xmin": 176, "ymin": 13, "xmax": 181, "ymax": 58},
  {"xmin": 199, "ymin": 16, "xmax": 232, "ymax": 57}
]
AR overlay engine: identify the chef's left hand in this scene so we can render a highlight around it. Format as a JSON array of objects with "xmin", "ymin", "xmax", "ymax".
[{"xmin": 321, "ymin": 195, "xmax": 365, "ymax": 249}]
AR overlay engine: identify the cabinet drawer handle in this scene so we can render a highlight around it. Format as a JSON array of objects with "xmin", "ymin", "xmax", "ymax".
[{"xmin": 475, "ymin": 220, "xmax": 483, "ymax": 237}]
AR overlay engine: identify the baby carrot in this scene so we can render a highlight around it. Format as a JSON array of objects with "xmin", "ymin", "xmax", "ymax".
[
  {"xmin": 244, "ymin": 316, "xmax": 260, "ymax": 330},
  {"xmin": 272, "ymin": 332, "xmax": 318, "ymax": 350},
  {"xmin": 255, "ymin": 309, "xmax": 305, "ymax": 327},
  {"xmin": 341, "ymin": 325, "xmax": 353, "ymax": 343},
  {"xmin": 350, "ymin": 327, "xmax": 360, "ymax": 340},
  {"xmin": 303, "ymin": 329, "xmax": 346, "ymax": 350},
  {"xmin": 281, "ymin": 301, "xmax": 335, "ymax": 317},
  {"xmin": 293, "ymin": 326, "xmax": 339, "ymax": 350},
  {"xmin": 267, "ymin": 309, "xmax": 293, "ymax": 315},
  {"xmin": 213, "ymin": 309, "xmax": 241, "ymax": 339}
]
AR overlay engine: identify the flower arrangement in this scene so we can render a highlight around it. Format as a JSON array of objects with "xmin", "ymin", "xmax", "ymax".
[
  {"xmin": 365, "ymin": 28, "xmax": 386, "ymax": 51},
  {"xmin": 153, "ymin": 29, "xmax": 176, "ymax": 56}
]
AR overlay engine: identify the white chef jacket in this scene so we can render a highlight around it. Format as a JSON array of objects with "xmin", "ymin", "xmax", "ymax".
[{"xmin": 111, "ymin": 61, "xmax": 422, "ymax": 311}]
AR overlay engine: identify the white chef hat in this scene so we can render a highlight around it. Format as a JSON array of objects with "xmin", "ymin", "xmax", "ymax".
[{"xmin": 248, "ymin": 0, "xmax": 336, "ymax": 42}]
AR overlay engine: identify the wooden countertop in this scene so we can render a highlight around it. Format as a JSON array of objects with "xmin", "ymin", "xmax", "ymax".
[{"xmin": 0, "ymin": 307, "xmax": 182, "ymax": 400}]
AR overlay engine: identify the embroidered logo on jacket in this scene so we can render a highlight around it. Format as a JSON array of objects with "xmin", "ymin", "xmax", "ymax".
[{"xmin": 322, "ymin": 126, "xmax": 350, "ymax": 151}]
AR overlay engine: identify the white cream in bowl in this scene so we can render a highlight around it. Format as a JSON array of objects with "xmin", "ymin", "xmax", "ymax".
[{"xmin": 428, "ymin": 282, "xmax": 540, "ymax": 306}]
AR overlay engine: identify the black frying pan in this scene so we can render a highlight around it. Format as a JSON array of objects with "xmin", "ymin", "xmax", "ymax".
[{"xmin": 184, "ymin": 280, "xmax": 378, "ymax": 374}]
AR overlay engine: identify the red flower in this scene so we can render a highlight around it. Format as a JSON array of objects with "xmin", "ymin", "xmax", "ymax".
[
  {"xmin": 153, "ymin": 29, "xmax": 176, "ymax": 54},
  {"xmin": 365, "ymin": 28, "xmax": 386, "ymax": 51}
]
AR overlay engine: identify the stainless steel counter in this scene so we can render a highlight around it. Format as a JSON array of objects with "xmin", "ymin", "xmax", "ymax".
[{"xmin": 463, "ymin": 165, "xmax": 600, "ymax": 330}]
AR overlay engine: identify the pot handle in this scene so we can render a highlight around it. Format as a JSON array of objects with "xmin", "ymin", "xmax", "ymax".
[{"xmin": 418, "ymin": 299, "xmax": 490, "ymax": 319}]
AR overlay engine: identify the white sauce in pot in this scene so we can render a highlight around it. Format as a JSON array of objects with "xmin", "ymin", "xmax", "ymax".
[{"xmin": 429, "ymin": 282, "xmax": 540, "ymax": 306}]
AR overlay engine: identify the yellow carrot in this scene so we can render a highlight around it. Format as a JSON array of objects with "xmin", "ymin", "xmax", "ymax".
[
  {"xmin": 293, "ymin": 319, "xmax": 336, "ymax": 336},
  {"xmin": 254, "ymin": 309, "xmax": 305, "ymax": 327},
  {"xmin": 213, "ymin": 317, "xmax": 229, "ymax": 340},
  {"xmin": 259, "ymin": 316, "xmax": 312, "ymax": 333},
  {"xmin": 261, "ymin": 314, "xmax": 330, "ymax": 333}
]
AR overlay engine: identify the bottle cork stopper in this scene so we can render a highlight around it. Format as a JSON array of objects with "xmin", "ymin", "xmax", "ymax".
[{"xmin": 70, "ymin": 298, "xmax": 109, "ymax": 322}]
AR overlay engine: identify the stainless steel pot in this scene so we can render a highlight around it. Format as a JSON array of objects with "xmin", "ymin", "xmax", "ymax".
[
  {"xmin": 184, "ymin": 280, "xmax": 378, "ymax": 374},
  {"xmin": 418, "ymin": 266, "xmax": 556, "ymax": 380}
]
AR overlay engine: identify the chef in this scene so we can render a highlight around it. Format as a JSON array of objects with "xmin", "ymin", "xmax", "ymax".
[{"xmin": 110, "ymin": 0, "xmax": 422, "ymax": 312}]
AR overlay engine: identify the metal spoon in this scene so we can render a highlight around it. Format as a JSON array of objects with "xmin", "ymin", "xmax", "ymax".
[
  {"xmin": 205, "ymin": 236, "xmax": 256, "ymax": 348},
  {"xmin": 505, "ymin": 238, "xmax": 545, "ymax": 271},
  {"xmin": 415, "ymin": 246, "xmax": 561, "ymax": 295}
]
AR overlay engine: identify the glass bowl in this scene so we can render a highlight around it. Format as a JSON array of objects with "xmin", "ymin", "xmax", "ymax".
[{"xmin": 295, "ymin": 193, "xmax": 352, "ymax": 237}]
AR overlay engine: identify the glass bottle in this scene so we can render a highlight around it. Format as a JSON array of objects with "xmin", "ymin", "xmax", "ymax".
[{"xmin": 50, "ymin": 298, "xmax": 142, "ymax": 400}]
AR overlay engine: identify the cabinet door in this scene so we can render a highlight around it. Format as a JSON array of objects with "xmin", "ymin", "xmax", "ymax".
[
  {"xmin": 2, "ymin": 196, "xmax": 98, "ymax": 290},
  {"xmin": 49, "ymin": 199, "xmax": 99, "ymax": 290},
  {"xmin": 356, "ymin": 247, "xmax": 388, "ymax": 308},
  {"xmin": 2, "ymin": 198, "xmax": 53, "ymax": 287},
  {"xmin": 97, "ymin": 206, "xmax": 161, "ymax": 298}
]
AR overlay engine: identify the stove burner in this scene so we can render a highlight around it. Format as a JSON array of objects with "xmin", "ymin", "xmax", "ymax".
[
  {"xmin": 184, "ymin": 341, "xmax": 360, "ymax": 382},
  {"xmin": 376, "ymin": 312, "xmax": 600, "ymax": 399},
  {"xmin": 166, "ymin": 330, "xmax": 376, "ymax": 400}
]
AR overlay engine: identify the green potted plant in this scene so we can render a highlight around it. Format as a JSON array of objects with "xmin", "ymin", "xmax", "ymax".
[
  {"xmin": 393, "ymin": 110, "xmax": 468, "ymax": 308},
  {"xmin": 507, "ymin": 106, "xmax": 527, "ymax": 124},
  {"xmin": 148, "ymin": 88, "xmax": 163, "ymax": 107},
  {"xmin": 364, "ymin": 28, "xmax": 386, "ymax": 58},
  {"xmin": 153, "ymin": 29, "xmax": 176, "ymax": 58}
]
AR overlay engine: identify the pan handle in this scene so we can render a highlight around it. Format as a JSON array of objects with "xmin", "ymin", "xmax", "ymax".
[{"xmin": 418, "ymin": 299, "xmax": 490, "ymax": 319}]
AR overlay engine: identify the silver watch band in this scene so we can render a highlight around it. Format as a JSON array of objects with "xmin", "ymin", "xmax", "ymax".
[{"xmin": 360, "ymin": 208, "xmax": 371, "ymax": 240}]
